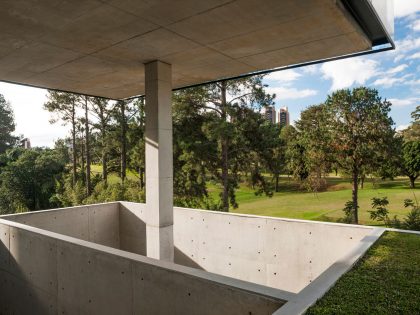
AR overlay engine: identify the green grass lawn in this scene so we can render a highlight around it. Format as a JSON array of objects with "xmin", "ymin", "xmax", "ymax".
[
  {"xmin": 90, "ymin": 164, "xmax": 138, "ymax": 184},
  {"xmin": 91, "ymin": 164, "xmax": 418, "ymax": 226},
  {"xmin": 209, "ymin": 177, "xmax": 419, "ymax": 225},
  {"xmin": 306, "ymin": 232, "xmax": 420, "ymax": 314}
]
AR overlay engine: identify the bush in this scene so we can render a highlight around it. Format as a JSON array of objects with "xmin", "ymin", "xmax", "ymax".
[{"xmin": 402, "ymin": 199, "xmax": 420, "ymax": 231}]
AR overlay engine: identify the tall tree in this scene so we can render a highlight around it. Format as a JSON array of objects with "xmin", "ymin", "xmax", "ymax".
[
  {"xmin": 325, "ymin": 87, "xmax": 395, "ymax": 224},
  {"xmin": 174, "ymin": 77, "xmax": 273, "ymax": 211},
  {"xmin": 44, "ymin": 91, "xmax": 79, "ymax": 186},
  {"xmin": 82, "ymin": 96, "xmax": 92, "ymax": 195},
  {"xmin": 295, "ymin": 104, "xmax": 333, "ymax": 191},
  {"xmin": 90, "ymin": 97, "xmax": 113, "ymax": 183},
  {"xmin": 111, "ymin": 100, "xmax": 136, "ymax": 183},
  {"xmin": 400, "ymin": 106, "xmax": 420, "ymax": 188},
  {"xmin": 0, "ymin": 94, "xmax": 17, "ymax": 153},
  {"xmin": 401, "ymin": 141, "xmax": 420, "ymax": 188},
  {"xmin": 127, "ymin": 98, "xmax": 146, "ymax": 189}
]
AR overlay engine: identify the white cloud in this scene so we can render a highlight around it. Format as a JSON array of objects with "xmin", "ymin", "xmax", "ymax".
[
  {"xmin": 407, "ymin": 78, "xmax": 420, "ymax": 86},
  {"xmin": 388, "ymin": 97, "xmax": 420, "ymax": 107},
  {"xmin": 373, "ymin": 77, "xmax": 405, "ymax": 88},
  {"xmin": 396, "ymin": 124, "xmax": 410, "ymax": 132},
  {"xmin": 301, "ymin": 65, "xmax": 319, "ymax": 75},
  {"xmin": 0, "ymin": 82, "xmax": 68, "ymax": 147},
  {"xmin": 321, "ymin": 57, "xmax": 378, "ymax": 90},
  {"xmin": 408, "ymin": 52, "xmax": 420, "ymax": 59},
  {"xmin": 387, "ymin": 64, "xmax": 408, "ymax": 74},
  {"xmin": 266, "ymin": 86, "xmax": 317, "ymax": 100},
  {"xmin": 265, "ymin": 69, "xmax": 301, "ymax": 84},
  {"xmin": 395, "ymin": 37, "xmax": 420, "ymax": 52},
  {"xmin": 411, "ymin": 19, "xmax": 420, "ymax": 31},
  {"xmin": 394, "ymin": 0, "xmax": 420, "ymax": 18}
]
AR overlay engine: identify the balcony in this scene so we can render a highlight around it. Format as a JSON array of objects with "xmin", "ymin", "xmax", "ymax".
[{"xmin": 0, "ymin": 202, "xmax": 382, "ymax": 314}]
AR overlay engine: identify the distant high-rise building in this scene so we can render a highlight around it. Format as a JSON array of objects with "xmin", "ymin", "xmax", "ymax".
[
  {"xmin": 20, "ymin": 138, "xmax": 31, "ymax": 149},
  {"xmin": 264, "ymin": 106, "xmax": 276, "ymax": 124},
  {"xmin": 278, "ymin": 107, "xmax": 290, "ymax": 128}
]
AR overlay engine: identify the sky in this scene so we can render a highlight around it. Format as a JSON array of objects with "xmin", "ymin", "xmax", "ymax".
[
  {"xmin": 264, "ymin": 1, "xmax": 420, "ymax": 131},
  {"xmin": 1, "ymin": 1, "xmax": 420, "ymax": 148}
]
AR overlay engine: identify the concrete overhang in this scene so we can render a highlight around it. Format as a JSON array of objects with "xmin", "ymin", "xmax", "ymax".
[{"xmin": 0, "ymin": 0, "xmax": 393, "ymax": 99}]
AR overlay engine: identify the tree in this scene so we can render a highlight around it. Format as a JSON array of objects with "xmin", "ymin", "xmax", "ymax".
[
  {"xmin": 401, "ymin": 141, "xmax": 420, "ymax": 188},
  {"xmin": 90, "ymin": 97, "xmax": 114, "ymax": 183},
  {"xmin": 282, "ymin": 125, "xmax": 308, "ymax": 182},
  {"xmin": 174, "ymin": 77, "xmax": 274, "ymax": 211},
  {"xmin": 82, "ymin": 96, "xmax": 92, "ymax": 195},
  {"xmin": 127, "ymin": 98, "xmax": 146, "ymax": 189},
  {"xmin": 325, "ymin": 87, "xmax": 395, "ymax": 224},
  {"xmin": 402, "ymin": 105, "xmax": 420, "ymax": 141},
  {"xmin": 295, "ymin": 104, "xmax": 333, "ymax": 192},
  {"xmin": 44, "ymin": 91, "xmax": 79, "ymax": 186},
  {"xmin": 399, "ymin": 106, "xmax": 420, "ymax": 188},
  {"xmin": 0, "ymin": 148, "xmax": 67, "ymax": 214},
  {"xmin": 0, "ymin": 94, "xmax": 17, "ymax": 153}
]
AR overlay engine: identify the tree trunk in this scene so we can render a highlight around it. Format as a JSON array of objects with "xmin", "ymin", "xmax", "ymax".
[
  {"xmin": 120, "ymin": 102, "xmax": 127, "ymax": 183},
  {"xmin": 100, "ymin": 111, "xmax": 108, "ymax": 184},
  {"xmin": 352, "ymin": 170, "xmax": 359, "ymax": 224},
  {"xmin": 220, "ymin": 81, "xmax": 229, "ymax": 212},
  {"xmin": 102, "ymin": 148, "xmax": 107, "ymax": 184},
  {"xmin": 409, "ymin": 176, "xmax": 416, "ymax": 189},
  {"xmin": 139, "ymin": 167, "xmax": 144, "ymax": 189},
  {"xmin": 360, "ymin": 175, "xmax": 365, "ymax": 189},
  {"xmin": 84, "ymin": 97, "xmax": 91, "ymax": 195},
  {"xmin": 71, "ymin": 104, "xmax": 77, "ymax": 187},
  {"xmin": 275, "ymin": 174, "xmax": 279, "ymax": 192},
  {"xmin": 80, "ymin": 137, "xmax": 85, "ymax": 184}
]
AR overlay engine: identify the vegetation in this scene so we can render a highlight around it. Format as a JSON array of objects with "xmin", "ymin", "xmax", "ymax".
[
  {"xmin": 0, "ymin": 94, "xmax": 18, "ymax": 153},
  {"xmin": 0, "ymin": 86, "xmax": 419, "ymax": 231},
  {"xmin": 224, "ymin": 177, "xmax": 418, "ymax": 225},
  {"xmin": 0, "ymin": 147, "xmax": 66, "ymax": 213},
  {"xmin": 306, "ymin": 232, "xmax": 420, "ymax": 315}
]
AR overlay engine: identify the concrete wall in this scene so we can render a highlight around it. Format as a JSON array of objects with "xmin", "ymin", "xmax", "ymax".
[
  {"xmin": 172, "ymin": 207, "xmax": 374, "ymax": 293},
  {"xmin": 4, "ymin": 203, "xmax": 120, "ymax": 249},
  {"xmin": 0, "ymin": 202, "xmax": 380, "ymax": 314},
  {"xmin": 0, "ymin": 219, "xmax": 286, "ymax": 315},
  {"xmin": 119, "ymin": 202, "xmax": 147, "ymax": 255}
]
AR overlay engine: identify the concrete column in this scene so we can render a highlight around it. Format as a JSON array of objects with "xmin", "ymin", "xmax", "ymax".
[{"xmin": 144, "ymin": 61, "xmax": 173, "ymax": 261}]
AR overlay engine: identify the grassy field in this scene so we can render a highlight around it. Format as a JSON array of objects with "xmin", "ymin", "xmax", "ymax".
[
  {"xmin": 306, "ymin": 232, "xmax": 420, "ymax": 314},
  {"xmin": 209, "ymin": 177, "xmax": 419, "ymax": 225},
  {"xmin": 90, "ymin": 164, "xmax": 418, "ymax": 226},
  {"xmin": 91, "ymin": 164, "xmax": 138, "ymax": 184}
]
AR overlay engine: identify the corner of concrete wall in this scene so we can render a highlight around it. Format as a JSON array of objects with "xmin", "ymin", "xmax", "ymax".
[{"xmin": 118, "ymin": 202, "xmax": 147, "ymax": 255}]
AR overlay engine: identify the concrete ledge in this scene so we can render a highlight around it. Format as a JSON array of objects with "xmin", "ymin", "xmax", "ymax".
[{"xmin": 273, "ymin": 228, "xmax": 385, "ymax": 315}]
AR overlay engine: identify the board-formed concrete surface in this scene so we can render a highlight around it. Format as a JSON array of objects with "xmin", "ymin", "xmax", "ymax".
[
  {"xmin": 0, "ymin": 0, "xmax": 392, "ymax": 99},
  {"xmin": 0, "ymin": 202, "xmax": 384, "ymax": 314}
]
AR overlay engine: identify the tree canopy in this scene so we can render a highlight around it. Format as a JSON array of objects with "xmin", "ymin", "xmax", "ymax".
[{"xmin": 0, "ymin": 94, "xmax": 17, "ymax": 154}]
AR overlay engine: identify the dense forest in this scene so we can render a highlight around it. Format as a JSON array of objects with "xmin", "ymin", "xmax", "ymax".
[{"xmin": 0, "ymin": 78, "xmax": 419, "ymax": 228}]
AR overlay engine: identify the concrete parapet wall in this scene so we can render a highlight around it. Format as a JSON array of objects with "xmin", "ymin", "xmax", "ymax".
[
  {"xmin": 3, "ymin": 203, "xmax": 120, "ymax": 249},
  {"xmin": 0, "ymin": 218, "xmax": 286, "ymax": 314},
  {"xmin": 0, "ymin": 202, "xmax": 383, "ymax": 314},
  {"xmin": 173, "ymin": 207, "xmax": 374, "ymax": 293}
]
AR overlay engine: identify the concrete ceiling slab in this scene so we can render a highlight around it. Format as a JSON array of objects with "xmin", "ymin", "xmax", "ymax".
[{"xmin": 0, "ymin": 0, "xmax": 391, "ymax": 99}]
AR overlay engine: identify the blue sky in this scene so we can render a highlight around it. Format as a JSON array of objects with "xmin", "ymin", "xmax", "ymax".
[
  {"xmin": 264, "ymin": 3, "xmax": 420, "ymax": 131},
  {"xmin": 0, "ymin": 1, "xmax": 419, "ymax": 147}
]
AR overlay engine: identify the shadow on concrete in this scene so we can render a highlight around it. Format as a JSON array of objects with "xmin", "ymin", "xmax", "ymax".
[
  {"xmin": 174, "ymin": 246, "xmax": 204, "ymax": 270},
  {"xmin": 0, "ymin": 226, "xmax": 53, "ymax": 314}
]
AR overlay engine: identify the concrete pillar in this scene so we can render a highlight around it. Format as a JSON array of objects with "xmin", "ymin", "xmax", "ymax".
[{"xmin": 144, "ymin": 61, "xmax": 173, "ymax": 261}]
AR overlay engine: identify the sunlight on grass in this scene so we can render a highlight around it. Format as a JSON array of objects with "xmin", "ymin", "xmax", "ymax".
[{"xmin": 306, "ymin": 232, "xmax": 420, "ymax": 314}]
